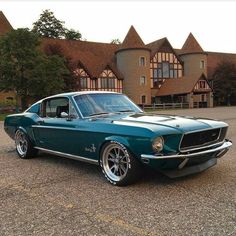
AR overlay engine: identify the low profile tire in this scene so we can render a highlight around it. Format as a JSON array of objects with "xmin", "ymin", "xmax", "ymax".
[
  {"xmin": 100, "ymin": 141, "xmax": 141, "ymax": 186},
  {"xmin": 15, "ymin": 129, "xmax": 38, "ymax": 159}
]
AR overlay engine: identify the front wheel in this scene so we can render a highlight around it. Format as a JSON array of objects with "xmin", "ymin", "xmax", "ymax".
[
  {"xmin": 100, "ymin": 141, "xmax": 141, "ymax": 186},
  {"xmin": 15, "ymin": 129, "xmax": 38, "ymax": 159}
]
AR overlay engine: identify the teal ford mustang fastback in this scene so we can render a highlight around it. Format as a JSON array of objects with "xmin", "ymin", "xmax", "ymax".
[{"xmin": 4, "ymin": 92, "xmax": 232, "ymax": 186}]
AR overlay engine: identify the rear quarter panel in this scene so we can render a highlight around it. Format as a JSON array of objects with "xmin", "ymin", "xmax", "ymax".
[{"xmin": 4, "ymin": 113, "xmax": 40, "ymax": 143}]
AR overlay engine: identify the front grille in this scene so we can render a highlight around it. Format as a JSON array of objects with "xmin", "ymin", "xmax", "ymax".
[{"xmin": 180, "ymin": 127, "xmax": 227, "ymax": 151}]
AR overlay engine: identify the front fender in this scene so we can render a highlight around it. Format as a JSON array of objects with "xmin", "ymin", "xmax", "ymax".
[
  {"xmin": 105, "ymin": 136, "xmax": 130, "ymax": 148},
  {"xmin": 17, "ymin": 126, "xmax": 27, "ymax": 134}
]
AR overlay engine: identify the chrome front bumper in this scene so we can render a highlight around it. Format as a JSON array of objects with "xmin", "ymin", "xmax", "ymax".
[{"xmin": 141, "ymin": 140, "xmax": 232, "ymax": 160}]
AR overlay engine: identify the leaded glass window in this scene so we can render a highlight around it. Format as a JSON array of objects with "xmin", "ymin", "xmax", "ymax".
[
  {"xmin": 150, "ymin": 52, "xmax": 183, "ymax": 88},
  {"xmin": 98, "ymin": 69, "xmax": 123, "ymax": 93}
]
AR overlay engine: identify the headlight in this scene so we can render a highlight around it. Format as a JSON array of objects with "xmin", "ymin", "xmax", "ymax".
[{"xmin": 152, "ymin": 137, "xmax": 164, "ymax": 152}]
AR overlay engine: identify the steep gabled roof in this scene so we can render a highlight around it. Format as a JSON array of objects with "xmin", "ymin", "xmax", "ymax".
[
  {"xmin": 157, "ymin": 74, "xmax": 211, "ymax": 96},
  {"xmin": 41, "ymin": 38, "xmax": 123, "ymax": 79},
  {"xmin": 207, "ymin": 51, "xmax": 236, "ymax": 79},
  {"xmin": 180, "ymin": 33, "xmax": 204, "ymax": 55},
  {"xmin": 0, "ymin": 11, "xmax": 13, "ymax": 36},
  {"xmin": 117, "ymin": 25, "xmax": 148, "ymax": 52},
  {"xmin": 146, "ymin": 38, "xmax": 167, "ymax": 57},
  {"xmin": 147, "ymin": 37, "xmax": 183, "ymax": 63}
]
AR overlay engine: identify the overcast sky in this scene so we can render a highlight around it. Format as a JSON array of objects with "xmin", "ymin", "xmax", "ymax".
[{"xmin": 1, "ymin": 0, "xmax": 236, "ymax": 53}]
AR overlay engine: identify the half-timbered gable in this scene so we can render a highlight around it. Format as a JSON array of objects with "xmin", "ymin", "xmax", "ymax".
[
  {"xmin": 98, "ymin": 67, "xmax": 123, "ymax": 93},
  {"xmin": 193, "ymin": 78, "xmax": 211, "ymax": 92},
  {"xmin": 73, "ymin": 67, "xmax": 95, "ymax": 91},
  {"xmin": 148, "ymin": 38, "xmax": 183, "ymax": 88}
]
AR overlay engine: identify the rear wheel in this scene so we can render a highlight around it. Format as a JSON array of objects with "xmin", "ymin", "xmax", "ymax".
[
  {"xmin": 15, "ymin": 129, "xmax": 38, "ymax": 159},
  {"xmin": 100, "ymin": 141, "xmax": 141, "ymax": 186}
]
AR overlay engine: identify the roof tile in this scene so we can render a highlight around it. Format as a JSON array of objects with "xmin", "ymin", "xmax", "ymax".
[
  {"xmin": 0, "ymin": 11, "xmax": 13, "ymax": 36},
  {"xmin": 180, "ymin": 33, "xmax": 204, "ymax": 54},
  {"xmin": 157, "ymin": 75, "xmax": 206, "ymax": 96},
  {"xmin": 117, "ymin": 25, "xmax": 148, "ymax": 51},
  {"xmin": 41, "ymin": 38, "xmax": 123, "ymax": 79}
]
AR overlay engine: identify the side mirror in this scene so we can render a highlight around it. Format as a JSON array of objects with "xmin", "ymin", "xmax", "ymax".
[{"xmin": 60, "ymin": 112, "xmax": 69, "ymax": 118}]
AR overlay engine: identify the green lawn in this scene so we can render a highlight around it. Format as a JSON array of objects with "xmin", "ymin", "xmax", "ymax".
[{"xmin": 0, "ymin": 113, "xmax": 10, "ymax": 121}]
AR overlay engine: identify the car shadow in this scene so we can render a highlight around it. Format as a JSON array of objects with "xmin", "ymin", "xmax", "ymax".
[
  {"xmin": 36, "ymin": 151, "xmax": 102, "ymax": 177},
  {"xmin": 139, "ymin": 165, "xmax": 203, "ymax": 186},
  {"xmin": 8, "ymin": 150, "xmax": 201, "ymax": 187}
]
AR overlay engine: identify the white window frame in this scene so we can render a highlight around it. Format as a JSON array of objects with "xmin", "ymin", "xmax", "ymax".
[
  {"xmin": 140, "ymin": 76, "xmax": 146, "ymax": 85},
  {"xmin": 139, "ymin": 56, "xmax": 146, "ymax": 67},
  {"xmin": 200, "ymin": 60, "xmax": 205, "ymax": 69}
]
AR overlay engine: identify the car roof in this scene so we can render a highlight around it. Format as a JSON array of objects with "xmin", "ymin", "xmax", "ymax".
[
  {"xmin": 26, "ymin": 91, "xmax": 122, "ymax": 111},
  {"xmin": 42, "ymin": 91, "xmax": 122, "ymax": 100}
]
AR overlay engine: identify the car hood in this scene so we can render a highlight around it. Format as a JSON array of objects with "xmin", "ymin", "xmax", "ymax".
[{"xmin": 112, "ymin": 113, "xmax": 227, "ymax": 133}]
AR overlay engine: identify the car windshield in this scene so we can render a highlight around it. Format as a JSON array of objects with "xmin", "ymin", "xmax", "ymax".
[{"xmin": 74, "ymin": 93, "xmax": 143, "ymax": 117}]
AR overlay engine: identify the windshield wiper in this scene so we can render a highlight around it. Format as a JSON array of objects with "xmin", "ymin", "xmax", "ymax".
[{"xmin": 88, "ymin": 112, "xmax": 109, "ymax": 117}]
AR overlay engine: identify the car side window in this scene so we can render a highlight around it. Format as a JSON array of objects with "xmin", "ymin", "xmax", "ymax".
[
  {"xmin": 43, "ymin": 98, "xmax": 69, "ymax": 118},
  {"xmin": 26, "ymin": 103, "xmax": 40, "ymax": 114}
]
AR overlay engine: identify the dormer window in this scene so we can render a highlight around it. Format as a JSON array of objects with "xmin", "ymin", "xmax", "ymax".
[
  {"xmin": 98, "ymin": 69, "xmax": 123, "ymax": 93},
  {"xmin": 74, "ymin": 68, "xmax": 92, "ymax": 90}
]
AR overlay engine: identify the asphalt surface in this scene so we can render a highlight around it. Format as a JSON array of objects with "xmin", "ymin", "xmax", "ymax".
[{"xmin": 0, "ymin": 107, "xmax": 235, "ymax": 236}]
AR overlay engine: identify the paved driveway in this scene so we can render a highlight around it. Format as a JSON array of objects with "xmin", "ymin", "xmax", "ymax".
[{"xmin": 0, "ymin": 107, "xmax": 235, "ymax": 235}]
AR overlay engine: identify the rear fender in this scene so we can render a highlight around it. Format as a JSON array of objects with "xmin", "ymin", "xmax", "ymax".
[{"xmin": 16, "ymin": 126, "xmax": 35, "ymax": 145}]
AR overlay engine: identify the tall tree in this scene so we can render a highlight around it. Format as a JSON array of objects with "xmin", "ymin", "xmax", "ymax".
[
  {"xmin": 0, "ymin": 28, "xmax": 68, "ymax": 110},
  {"xmin": 213, "ymin": 61, "xmax": 236, "ymax": 105},
  {"xmin": 30, "ymin": 55, "xmax": 67, "ymax": 98},
  {"xmin": 32, "ymin": 9, "xmax": 82, "ymax": 40},
  {"xmin": 32, "ymin": 9, "xmax": 65, "ymax": 38}
]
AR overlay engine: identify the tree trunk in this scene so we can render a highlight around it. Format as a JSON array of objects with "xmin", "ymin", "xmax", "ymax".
[
  {"xmin": 15, "ymin": 93, "xmax": 19, "ymax": 113},
  {"xmin": 21, "ymin": 96, "xmax": 28, "ymax": 111}
]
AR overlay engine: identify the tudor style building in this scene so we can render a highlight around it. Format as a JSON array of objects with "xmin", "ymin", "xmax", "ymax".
[{"xmin": 1, "ymin": 11, "xmax": 236, "ymax": 108}]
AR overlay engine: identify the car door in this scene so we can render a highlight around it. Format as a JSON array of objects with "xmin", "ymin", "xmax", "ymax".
[{"xmin": 33, "ymin": 97, "xmax": 79, "ymax": 154}]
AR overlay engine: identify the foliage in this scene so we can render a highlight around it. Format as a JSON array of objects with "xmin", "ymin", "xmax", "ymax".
[
  {"xmin": 32, "ymin": 9, "xmax": 65, "ymax": 38},
  {"xmin": 0, "ymin": 98, "xmax": 16, "ymax": 107},
  {"xmin": 65, "ymin": 29, "xmax": 81, "ymax": 40},
  {"xmin": 43, "ymin": 43, "xmax": 77, "ymax": 91},
  {"xmin": 111, "ymin": 38, "xmax": 121, "ymax": 44},
  {"xmin": 30, "ymin": 55, "xmax": 68, "ymax": 98},
  {"xmin": 0, "ymin": 113, "xmax": 10, "ymax": 121},
  {"xmin": 213, "ymin": 61, "xmax": 236, "ymax": 105},
  {"xmin": 33, "ymin": 9, "xmax": 81, "ymax": 40},
  {"xmin": 0, "ymin": 28, "xmax": 68, "ymax": 109},
  {"xmin": 0, "ymin": 28, "xmax": 40, "ymax": 109}
]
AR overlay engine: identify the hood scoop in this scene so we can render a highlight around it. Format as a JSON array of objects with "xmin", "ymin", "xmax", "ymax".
[{"xmin": 126, "ymin": 114, "xmax": 176, "ymax": 123}]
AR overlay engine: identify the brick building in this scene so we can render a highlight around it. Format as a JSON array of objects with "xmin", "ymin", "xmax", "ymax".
[
  {"xmin": 1, "ymin": 11, "xmax": 236, "ymax": 108},
  {"xmin": 0, "ymin": 11, "xmax": 15, "ymax": 104}
]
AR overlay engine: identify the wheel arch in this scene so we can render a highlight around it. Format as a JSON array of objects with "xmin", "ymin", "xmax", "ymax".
[
  {"xmin": 99, "ymin": 136, "xmax": 130, "ymax": 161},
  {"xmin": 15, "ymin": 126, "xmax": 36, "ymax": 146},
  {"xmin": 15, "ymin": 126, "xmax": 27, "ymax": 135},
  {"xmin": 99, "ymin": 136, "xmax": 142, "ymax": 186}
]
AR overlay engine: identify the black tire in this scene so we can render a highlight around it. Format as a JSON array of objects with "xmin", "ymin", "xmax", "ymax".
[
  {"xmin": 14, "ymin": 129, "xmax": 38, "ymax": 159},
  {"xmin": 100, "ymin": 141, "xmax": 141, "ymax": 186}
]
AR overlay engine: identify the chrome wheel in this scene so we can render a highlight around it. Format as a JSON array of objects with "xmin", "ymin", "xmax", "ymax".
[
  {"xmin": 102, "ymin": 143, "xmax": 130, "ymax": 182},
  {"xmin": 15, "ymin": 130, "xmax": 28, "ymax": 157}
]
